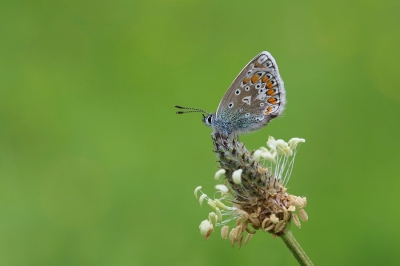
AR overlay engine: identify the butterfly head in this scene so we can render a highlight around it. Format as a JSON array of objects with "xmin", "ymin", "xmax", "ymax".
[{"xmin": 202, "ymin": 113, "xmax": 214, "ymax": 128}]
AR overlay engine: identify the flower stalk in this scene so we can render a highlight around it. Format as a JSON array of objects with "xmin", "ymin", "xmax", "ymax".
[{"xmin": 281, "ymin": 230, "xmax": 314, "ymax": 266}]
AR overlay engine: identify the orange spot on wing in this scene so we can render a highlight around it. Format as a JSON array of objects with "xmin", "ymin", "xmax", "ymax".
[
  {"xmin": 261, "ymin": 76, "xmax": 269, "ymax": 83},
  {"xmin": 266, "ymin": 81, "xmax": 273, "ymax": 89},
  {"xmin": 267, "ymin": 89, "xmax": 275, "ymax": 96},
  {"xmin": 254, "ymin": 62, "xmax": 260, "ymax": 67},
  {"xmin": 267, "ymin": 97, "xmax": 277, "ymax": 105},
  {"xmin": 265, "ymin": 106, "xmax": 273, "ymax": 115},
  {"xmin": 242, "ymin": 77, "xmax": 250, "ymax": 84},
  {"xmin": 251, "ymin": 74, "xmax": 260, "ymax": 84}
]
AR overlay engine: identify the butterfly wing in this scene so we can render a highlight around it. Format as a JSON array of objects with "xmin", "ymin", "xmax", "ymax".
[{"xmin": 215, "ymin": 51, "xmax": 286, "ymax": 134}]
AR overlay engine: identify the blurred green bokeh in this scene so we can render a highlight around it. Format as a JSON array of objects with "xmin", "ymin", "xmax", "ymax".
[{"xmin": 1, "ymin": 1, "xmax": 400, "ymax": 265}]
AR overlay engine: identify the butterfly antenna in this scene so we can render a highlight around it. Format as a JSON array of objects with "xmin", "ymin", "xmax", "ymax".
[{"xmin": 175, "ymin": 105, "xmax": 209, "ymax": 115}]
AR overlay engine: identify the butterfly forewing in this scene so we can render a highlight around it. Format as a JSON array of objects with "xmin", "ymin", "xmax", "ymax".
[{"xmin": 215, "ymin": 51, "xmax": 286, "ymax": 134}]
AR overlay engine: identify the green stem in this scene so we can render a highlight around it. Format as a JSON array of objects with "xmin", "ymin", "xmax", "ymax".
[{"xmin": 280, "ymin": 230, "xmax": 313, "ymax": 266}]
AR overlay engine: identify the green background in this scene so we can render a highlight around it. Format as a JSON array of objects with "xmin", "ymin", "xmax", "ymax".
[{"xmin": 1, "ymin": 0, "xmax": 400, "ymax": 265}]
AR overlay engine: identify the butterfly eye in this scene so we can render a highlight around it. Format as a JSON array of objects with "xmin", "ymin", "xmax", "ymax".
[
  {"xmin": 235, "ymin": 89, "xmax": 240, "ymax": 95},
  {"xmin": 228, "ymin": 102, "xmax": 234, "ymax": 108},
  {"xmin": 207, "ymin": 116, "xmax": 212, "ymax": 124},
  {"xmin": 245, "ymin": 86, "xmax": 250, "ymax": 91}
]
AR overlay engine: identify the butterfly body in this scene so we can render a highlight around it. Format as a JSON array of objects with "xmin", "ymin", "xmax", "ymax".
[{"xmin": 177, "ymin": 51, "xmax": 286, "ymax": 137}]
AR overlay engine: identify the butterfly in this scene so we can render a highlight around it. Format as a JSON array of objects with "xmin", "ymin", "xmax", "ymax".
[{"xmin": 176, "ymin": 51, "xmax": 286, "ymax": 138}]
